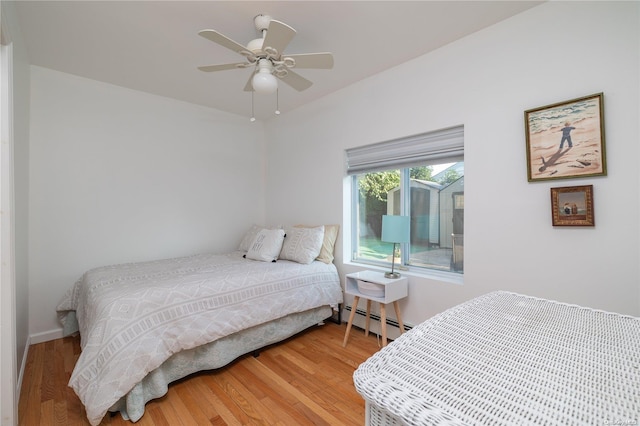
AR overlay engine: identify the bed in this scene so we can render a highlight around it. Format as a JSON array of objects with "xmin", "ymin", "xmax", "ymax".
[
  {"xmin": 353, "ymin": 291, "xmax": 640, "ymax": 425},
  {"xmin": 56, "ymin": 224, "xmax": 342, "ymax": 425}
]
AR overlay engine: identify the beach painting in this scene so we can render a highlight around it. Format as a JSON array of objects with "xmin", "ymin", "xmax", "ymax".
[
  {"xmin": 525, "ymin": 93, "xmax": 606, "ymax": 182},
  {"xmin": 550, "ymin": 185, "xmax": 594, "ymax": 226}
]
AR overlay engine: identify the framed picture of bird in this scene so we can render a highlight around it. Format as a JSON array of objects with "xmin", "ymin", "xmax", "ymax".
[{"xmin": 524, "ymin": 93, "xmax": 606, "ymax": 182}]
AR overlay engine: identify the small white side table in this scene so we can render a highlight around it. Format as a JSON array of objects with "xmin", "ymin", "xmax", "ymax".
[{"xmin": 342, "ymin": 270, "xmax": 408, "ymax": 347}]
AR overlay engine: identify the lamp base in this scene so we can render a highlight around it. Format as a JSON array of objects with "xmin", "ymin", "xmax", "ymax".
[{"xmin": 384, "ymin": 271, "xmax": 401, "ymax": 279}]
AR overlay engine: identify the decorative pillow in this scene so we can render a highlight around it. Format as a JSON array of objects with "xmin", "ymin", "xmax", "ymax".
[
  {"xmin": 245, "ymin": 228, "xmax": 285, "ymax": 262},
  {"xmin": 238, "ymin": 224, "xmax": 265, "ymax": 252},
  {"xmin": 295, "ymin": 224, "xmax": 340, "ymax": 264},
  {"xmin": 239, "ymin": 224, "xmax": 284, "ymax": 252},
  {"xmin": 280, "ymin": 226, "xmax": 325, "ymax": 264}
]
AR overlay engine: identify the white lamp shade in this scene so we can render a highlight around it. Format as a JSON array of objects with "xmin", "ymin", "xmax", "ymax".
[
  {"xmin": 381, "ymin": 215, "xmax": 410, "ymax": 243},
  {"xmin": 252, "ymin": 72, "xmax": 278, "ymax": 94}
]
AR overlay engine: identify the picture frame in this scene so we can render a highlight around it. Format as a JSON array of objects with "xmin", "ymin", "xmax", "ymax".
[
  {"xmin": 525, "ymin": 93, "xmax": 606, "ymax": 182},
  {"xmin": 550, "ymin": 185, "xmax": 594, "ymax": 226}
]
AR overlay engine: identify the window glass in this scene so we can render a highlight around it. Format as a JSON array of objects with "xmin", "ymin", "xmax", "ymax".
[{"xmin": 352, "ymin": 162, "xmax": 464, "ymax": 274}]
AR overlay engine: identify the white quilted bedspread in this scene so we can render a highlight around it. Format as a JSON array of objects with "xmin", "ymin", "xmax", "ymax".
[{"xmin": 56, "ymin": 251, "xmax": 342, "ymax": 426}]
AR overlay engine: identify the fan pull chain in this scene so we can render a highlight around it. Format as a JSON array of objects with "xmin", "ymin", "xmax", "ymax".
[
  {"xmin": 250, "ymin": 91, "xmax": 256, "ymax": 122},
  {"xmin": 251, "ymin": 89, "xmax": 282, "ymax": 121}
]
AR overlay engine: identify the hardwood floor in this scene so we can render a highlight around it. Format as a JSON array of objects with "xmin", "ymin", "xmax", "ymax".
[{"xmin": 18, "ymin": 321, "xmax": 382, "ymax": 425}]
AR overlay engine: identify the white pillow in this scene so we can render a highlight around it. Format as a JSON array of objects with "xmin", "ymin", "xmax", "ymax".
[
  {"xmin": 245, "ymin": 228, "xmax": 285, "ymax": 262},
  {"xmin": 238, "ymin": 224, "xmax": 265, "ymax": 252},
  {"xmin": 295, "ymin": 224, "xmax": 339, "ymax": 264},
  {"xmin": 279, "ymin": 226, "xmax": 325, "ymax": 264}
]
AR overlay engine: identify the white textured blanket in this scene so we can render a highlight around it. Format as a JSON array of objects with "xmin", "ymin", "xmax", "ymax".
[{"xmin": 56, "ymin": 251, "xmax": 343, "ymax": 426}]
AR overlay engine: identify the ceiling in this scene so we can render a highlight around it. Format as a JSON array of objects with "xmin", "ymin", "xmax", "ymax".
[{"xmin": 14, "ymin": 1, "xmax": 542, "ymax": 120}]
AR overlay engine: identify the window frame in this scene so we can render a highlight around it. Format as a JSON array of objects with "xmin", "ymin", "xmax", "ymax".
[{"xmin": 345, "ymin": 125, "xmax": 464, "ymax": 282}]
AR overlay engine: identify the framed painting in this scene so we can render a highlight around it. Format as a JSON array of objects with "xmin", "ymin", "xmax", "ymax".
[
  {"xmin": 525, "ymin": 93, "xmax": 606, "ymax": 182},
  {"xmin": 550, "ymin": 185, "xmax": 594, "ymax": 226}
]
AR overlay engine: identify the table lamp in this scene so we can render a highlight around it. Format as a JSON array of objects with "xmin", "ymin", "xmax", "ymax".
[{"xmin": 381, "ymin": 215, "xmax": 410, "ymax": 278}]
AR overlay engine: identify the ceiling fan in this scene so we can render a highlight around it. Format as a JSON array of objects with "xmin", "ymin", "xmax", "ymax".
[{"xmin": 198, "ymin": 14, "xmax": 333, "ymax": 95}]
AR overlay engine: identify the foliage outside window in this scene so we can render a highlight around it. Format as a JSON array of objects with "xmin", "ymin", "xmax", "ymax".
[{"xmin": 352, "ymin": 162, "xmax": 464, "ymax": 274}]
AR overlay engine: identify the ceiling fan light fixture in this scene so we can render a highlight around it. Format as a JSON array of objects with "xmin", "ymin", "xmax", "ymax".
[
  {"xmin": 251, "ymin": 70, "xmax": 278, "ymax": 95},
  {"xmin": 252, "ymin": 71, "xmax": 277, "ymax": 94},
  {"xmin": 252, "ymin": 59, "xmax": 278, "ymax": 94}
]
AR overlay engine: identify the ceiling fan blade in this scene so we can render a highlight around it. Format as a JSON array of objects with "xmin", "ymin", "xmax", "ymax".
[
  {"xmin": 198, "ymin": 62, "xmax": 248, "ymax": 72},
  {"xmin": 279, "ymin": 70, "xmax": 313, "ymax": 91},
  {"xmin": 198, "ymin": 29, "xmax": 249, "ymax": 55},
  {"xmin": 262, "ymin": 20, "xmax": 296, "ymax": 57},
  {"xmin": 285, "ymin": 52, "xmax": 334, "ymax": 69}
]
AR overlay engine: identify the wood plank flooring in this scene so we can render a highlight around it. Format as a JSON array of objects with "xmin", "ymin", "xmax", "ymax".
[{"xmin": 18, "ymin": 322, "xmax": 383, "ymax": 425}]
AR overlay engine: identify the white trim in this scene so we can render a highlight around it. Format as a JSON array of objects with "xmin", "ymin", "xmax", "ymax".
[
  {"xmin": 343, "ymin": 260, "xmax": 464, "ymax": 286},
  {"xmin": 15, "ymin": 336, "xmax": 29, "ymax": 405},
  {"xmin": 28, "ymin": 329, "xmax": 64, "ymax": 345},
  {"xmin": 0, "ymin": 35, "xmax": 17, "ymax": 426}
]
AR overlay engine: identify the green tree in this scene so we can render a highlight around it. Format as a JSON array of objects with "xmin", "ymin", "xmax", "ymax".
[
  {"xmin": 357, "ymin": 166, "xmax": 434, "ymax": 201},
  {"xmin": 437, "ymin": 169, "xmax": 461, "ymax": 186},
  {"xmin": 358, "ymin": 171, "xmax": 400, "ymax": 202},
  {"xmin": 410, "ymin": 166, "xmax": 433, "ymax": 181}
]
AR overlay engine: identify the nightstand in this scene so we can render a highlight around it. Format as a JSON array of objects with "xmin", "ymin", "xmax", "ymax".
[{"xmin": 342, "ymin": 270, "xmax": 408, "ymax": 348}]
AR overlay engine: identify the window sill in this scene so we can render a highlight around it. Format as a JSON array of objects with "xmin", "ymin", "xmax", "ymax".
[{"xmin": 343, "ymin": 260, "xmax": 464, "ymax": 286}]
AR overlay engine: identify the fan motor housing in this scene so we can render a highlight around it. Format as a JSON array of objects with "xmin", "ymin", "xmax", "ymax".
[
  {"xmin": 254, "ymin": 14, "xmax": 271, "ymax": 31},
  {"xmin": 247, "ymin": 38, "xmax": 264, "ymax": 54}
]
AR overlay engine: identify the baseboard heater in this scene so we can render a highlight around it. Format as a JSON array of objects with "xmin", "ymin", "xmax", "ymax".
[{"xmin": 344, "ymin": 304, "xmax": 413, "ymax": 331}]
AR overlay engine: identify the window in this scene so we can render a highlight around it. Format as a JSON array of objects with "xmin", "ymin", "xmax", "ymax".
[{"xmin": 346, "ymin": 126, "xmax": 464, "ymax": 275}]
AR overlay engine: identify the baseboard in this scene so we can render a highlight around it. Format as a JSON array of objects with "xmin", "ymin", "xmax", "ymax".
[
  {"xmin": 343, "ymin": 304, "xmax": 413, "ymax": 331},
  {"xmin": 29, "ymin": 328, "xmax": 64, "ymax": 345}
]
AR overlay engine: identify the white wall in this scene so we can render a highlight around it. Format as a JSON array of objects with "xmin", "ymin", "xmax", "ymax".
[
  {"xmin": 28, "ymin": 67, "xmax": 266, "ymax": 339},
  {"xmin": 264, "ymin": 1, "xmax": 640, "ymax": 333}
]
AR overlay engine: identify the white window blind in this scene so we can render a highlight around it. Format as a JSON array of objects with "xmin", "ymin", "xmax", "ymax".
[{"xmin": 345, "ymin": 125, "xmax": 464, "ymax": 175}]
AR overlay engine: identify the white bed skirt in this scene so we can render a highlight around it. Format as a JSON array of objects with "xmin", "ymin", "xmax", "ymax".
[{"xmin": 109, "ymin": 305, "xmax": 333, "ymax": 422}]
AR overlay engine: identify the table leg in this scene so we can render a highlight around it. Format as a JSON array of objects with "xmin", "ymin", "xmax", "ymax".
[
  {"xmin": 342, "ymin": 296, "xmax": 360, "ymax": 347},
  {"xmin": 364, "ymin": 299, "xmax": 372, "ymax": 337},
  {"xmin": 393, "ymin": 300, "xmax": 405, "ymax": 334},
  {"xmin": 380, "ymin": 303, "xmax": 387, "ymax": 347}
]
